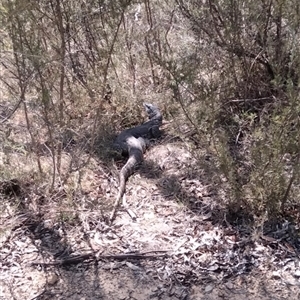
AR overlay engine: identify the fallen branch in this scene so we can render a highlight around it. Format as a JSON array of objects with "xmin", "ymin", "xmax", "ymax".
[{"xmin": 31, "ymin": 250, "xmax": 169, "ymax": 267}]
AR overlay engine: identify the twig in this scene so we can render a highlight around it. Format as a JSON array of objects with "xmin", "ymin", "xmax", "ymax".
[
  {"xmin": 0, "ymin": 96, "xmax": 23, "ymax": 123},
  {"xmin": 31, "ymin": 250, "xmax": 169, "ymax": 267},
  {"xmin": 109, "ymin": 193, "xmax": 137, "ymax": 224},
  {"xmin": 226, "ymin": 96, "xmax": 273, "ymax": 103}
]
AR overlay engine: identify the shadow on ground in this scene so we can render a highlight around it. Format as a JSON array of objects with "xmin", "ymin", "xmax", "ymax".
[{"xmin": 1, "ymin": 130, "xmax": 300, "ymax": 300}]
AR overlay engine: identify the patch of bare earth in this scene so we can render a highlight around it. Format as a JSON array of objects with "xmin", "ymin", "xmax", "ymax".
[{"xmin": 1, "ymin": 137, "xmax": 300, "ymax": 299}]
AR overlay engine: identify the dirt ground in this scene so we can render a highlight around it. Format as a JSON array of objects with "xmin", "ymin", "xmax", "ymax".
[{"xmin": 1, "ymin": 138, "xmax": 300, "ymax": 300}]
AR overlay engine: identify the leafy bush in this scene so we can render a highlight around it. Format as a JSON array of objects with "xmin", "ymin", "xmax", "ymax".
[{"xmin": 176, "ymin": 0, "xmax": 300, "ymax": 217}]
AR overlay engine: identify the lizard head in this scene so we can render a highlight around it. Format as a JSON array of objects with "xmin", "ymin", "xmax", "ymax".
[{"xmin": 143, "ymin": 103, "xmax": 162, "ymax": 122}]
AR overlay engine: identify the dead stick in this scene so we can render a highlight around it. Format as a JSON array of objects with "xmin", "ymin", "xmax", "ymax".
[{"xmin": 31, "ymin": 250, "xmax": 169, "ymax": 267}]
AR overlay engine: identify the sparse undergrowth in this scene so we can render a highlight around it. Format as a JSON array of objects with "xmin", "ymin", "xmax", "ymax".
[{"xmin": 1, "ymin": 0, "xmax": 300, "ymax": 221}]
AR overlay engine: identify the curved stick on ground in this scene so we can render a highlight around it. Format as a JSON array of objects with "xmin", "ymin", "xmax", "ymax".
[{"xmin": 110, "ymin": 103, "xmax": 162, "ymax": 223}]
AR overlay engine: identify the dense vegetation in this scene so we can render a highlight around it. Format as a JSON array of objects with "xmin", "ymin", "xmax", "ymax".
[{"xmin": 1, "ymin": 0, "xmax": 300, "ymax": 224}]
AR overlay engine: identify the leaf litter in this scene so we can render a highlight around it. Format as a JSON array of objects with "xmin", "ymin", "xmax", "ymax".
[{"xmin": 0, "ymin": 141, "xmax": 300, "ymax": 299}]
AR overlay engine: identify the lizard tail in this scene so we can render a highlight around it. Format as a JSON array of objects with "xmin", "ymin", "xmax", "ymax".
[
  {"xmin": 116, "ymin": 154, "xmax": 137, "ymax": 203},
  {"xmin": 109, "ymin": 137, "xmax": 146, "ymax": 223}
]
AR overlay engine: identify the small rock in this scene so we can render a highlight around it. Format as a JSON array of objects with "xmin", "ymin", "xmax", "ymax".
[
  {"xmin": 48, "ymin": 274, "xmax": 59, "ymax": 285},
  {"xmin": 205, "ymin": 284, "xmax": 214, "ymax": 293},
  {"xmin": 271, "ymin": 271, "xmax": 281, "ymax": 279},
  {"xmin": 225, "ymin": 281, "xmax": 234, "ymax": 289}
]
